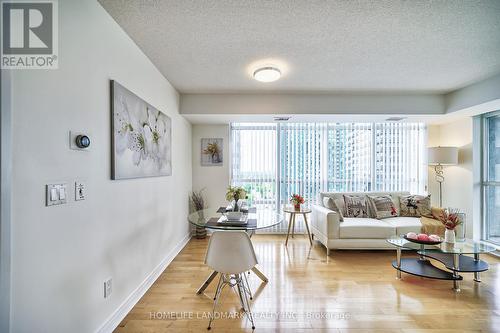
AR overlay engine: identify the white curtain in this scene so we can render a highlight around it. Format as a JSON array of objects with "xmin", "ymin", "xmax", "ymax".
[
  {"xmin": 373, "ymin": 123, "xmax": 427, "ymax": 193},
  {"xmin": 230, "ymin": 122, "xmax": 427, "ymax": 233},
  {"xmin": 230, "ymin": 123, "xmax": 277, "ymax": 209}
]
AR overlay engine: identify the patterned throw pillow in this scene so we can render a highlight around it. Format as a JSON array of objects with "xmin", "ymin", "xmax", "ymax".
[
  {"xmin": 343, "ymin": 195, "xmax": 369, "ymax": 218},
  {"xmin": 399, "ymin": 195, "xmax": 431, "ymax": 217},
  {"xmin": 367, "ymin": 195, "xmax": 398, "ymax": 219},
  {"xmin": 323, "ymin": 197, "xmax": 344, "ymax": 221}
]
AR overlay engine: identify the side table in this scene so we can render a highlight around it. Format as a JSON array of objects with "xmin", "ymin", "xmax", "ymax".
[{"xmin": 284, "ymin": 207, "xmax": 312, "ymax": 246}]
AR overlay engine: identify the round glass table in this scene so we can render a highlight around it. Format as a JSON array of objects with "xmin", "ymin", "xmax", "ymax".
[
  {"xmin": 188, "ymin": 207, "xmax": 284, "ymax": 294},
  {"xmin": 188, "ymin": 207, "xmax": 283, "ymax": 231},
  {"xmin": 387, "ymin": 236, "xmax": 497, "ymax": 291}
]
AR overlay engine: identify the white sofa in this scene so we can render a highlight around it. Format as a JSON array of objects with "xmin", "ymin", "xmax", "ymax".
[{"xmin": 311, "ymin": 191, "xmax": 423, "ymax": 255}]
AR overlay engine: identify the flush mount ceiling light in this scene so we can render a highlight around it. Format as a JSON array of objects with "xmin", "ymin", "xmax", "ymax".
[{"xmin": 253, "ymin": 66, "xmax": 281, "ymax": 82}]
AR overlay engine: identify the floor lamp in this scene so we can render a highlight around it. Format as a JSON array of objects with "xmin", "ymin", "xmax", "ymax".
[{"xmin": 428, "ymin": 146, "xmax": 458, "ymax": 208}]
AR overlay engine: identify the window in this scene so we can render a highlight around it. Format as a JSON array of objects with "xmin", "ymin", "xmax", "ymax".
[
  {"xmin": 483, "ymin": 112, "xmax": 500, "ymax": 245},
  {"xmin": 231, "ymin": 122, "xmax": 427, "ymax": 233}
]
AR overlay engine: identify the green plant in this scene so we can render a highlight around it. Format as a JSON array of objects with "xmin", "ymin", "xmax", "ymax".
[{"xmin": 226, "ymin": 186, "xmax": 246, "ymax": 202}]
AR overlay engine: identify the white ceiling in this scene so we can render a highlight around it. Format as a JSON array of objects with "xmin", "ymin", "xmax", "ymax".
[{"xmin": 99, "ymin": 0, "xmax": 500, "ymax": 94}]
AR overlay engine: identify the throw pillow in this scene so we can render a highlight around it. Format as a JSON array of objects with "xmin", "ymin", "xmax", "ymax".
[
  {"xmin": 343, "ymin": 195, "xmax": 369, "ymax": 218},
  {"xmin": 367, "ymin": 195, "xmax": 398, "ymax": 219},
  {"xmin": 399, "ymin": 194, "xmax": 431, "ymax": 217},
  {"xmin": 322, "ymin": 197, "xmax": 344, "ymax": 221}
]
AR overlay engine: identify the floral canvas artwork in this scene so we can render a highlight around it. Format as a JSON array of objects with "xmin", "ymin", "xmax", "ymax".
[
  {"xmin": 111, "ymin": 80, "xmax": 172, "ymax": 179},
  {"xmin": 201, "ymin": 138, "xmax": 223, "ymax": 166}
]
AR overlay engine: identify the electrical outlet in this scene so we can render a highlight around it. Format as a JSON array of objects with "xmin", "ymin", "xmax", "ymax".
[{"xmin": 104, "ymin": 278, "xmax": 112, "ymax": 298}]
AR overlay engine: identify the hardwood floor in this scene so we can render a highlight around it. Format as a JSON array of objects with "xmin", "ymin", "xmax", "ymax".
[{"xmin": 115, "ymin": 235, "xmax": 500, "ymax": 333}]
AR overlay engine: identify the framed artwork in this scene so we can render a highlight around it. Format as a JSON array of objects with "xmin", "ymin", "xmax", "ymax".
[
  {"xmin": 201, "ymin": 138, "xmax": 223, "ymax": 166},
  {"xmin": 110, "ymin": 80, "xmax": 172, "ymax": 179}
]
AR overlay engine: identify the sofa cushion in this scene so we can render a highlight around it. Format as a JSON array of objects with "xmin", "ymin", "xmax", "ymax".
[
  {"xmin": 343, "ymin": 195, "xmax": 369, "ymax": 218},
  {"xmin": 339, "ymin": 218, "xmax": 396, "ymax": 239},
  {"xmin": 367, "ymin": 195, "xmax": 398, "ymax": 219},
  {"xmin": 322, "ymin": 197, "xmax": 344, "ymax": 221},
  {"xmin": 320, "ymin": 191, "xmax": 409, "ymax": 216},
  {"xmin": 399, "ymin": 194, "xmax": 431, "ymax": 217},
  {"xmin": 386, "ymin": 217, "xmax": 422, "ymax": 235}
]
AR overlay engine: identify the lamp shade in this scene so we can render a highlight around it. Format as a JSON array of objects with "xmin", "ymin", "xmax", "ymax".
[{"xmin": 428, "ymin": 146, "xmax": 458, "ymax": 165}]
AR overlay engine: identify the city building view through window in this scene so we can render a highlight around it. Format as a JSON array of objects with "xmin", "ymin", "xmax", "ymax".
[{"xmin": 230, "ymin": 122, "xmax": 427, "ymax": 232}]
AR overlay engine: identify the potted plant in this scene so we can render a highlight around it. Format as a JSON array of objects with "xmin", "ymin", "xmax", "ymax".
[
  {"xmin": 290, "ymin": 194, "xmax": 305, "ymax": 211},
  {"xmin": 226, "ymin": 186, "xmax": 246, "ymax": 211},
  {"xmin": 438, "ymin": 210, "xmax": 462, "ymax": 243},
  {"xmin": 189, "ymin": 189, "xmax": 207, "ymax": 239}
]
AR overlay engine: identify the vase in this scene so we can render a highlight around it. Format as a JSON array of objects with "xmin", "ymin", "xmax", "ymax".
[
  {"xmin": 294, "ymin": 204, "xmax": 301, "ymax": 211},
  {"xmin": 195, "ymin": 226, "xmax": 207, "ymax": 239},
  {"xmin": 444, "ymin": 229, "xmax": 455, "ymax": 243},
  {"xmin": 211, "ymin": 153, "xmax": 220, "ymax": 163},
  {"xmin": 233, "ymin": 197, "xmax": 240, "ymax": 211},
  {"xmin": 455, "ymin": 213, "xmax": 466, "ymax": 241}
]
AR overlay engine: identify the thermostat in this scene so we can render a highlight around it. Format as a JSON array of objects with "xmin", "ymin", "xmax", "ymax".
[
  {"xmin": 69, "ymin": 131, "xmax": 91, "ymax": 151},
  {"xmin": 75, "ymin": 135, "xmax": 91, "ymax": 148}
]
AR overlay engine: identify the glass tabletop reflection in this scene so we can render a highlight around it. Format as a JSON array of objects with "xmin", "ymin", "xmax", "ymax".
[
  {"xmin": 188, "ymin": 207, "xmax": 284, "ymax": 231},
  {"xmin": 387, "ymin": 236, "xmax": 497, "ymax": 255}
]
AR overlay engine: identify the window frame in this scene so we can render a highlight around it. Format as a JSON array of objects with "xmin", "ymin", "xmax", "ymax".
[{"xmin": 481, "ymin": 111, "xmax": 500, "ymax": 244}]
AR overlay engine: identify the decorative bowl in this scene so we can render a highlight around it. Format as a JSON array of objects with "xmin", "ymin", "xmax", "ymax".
[
  {"xmin": 403, "ymin": 234, "xmax": 443, "ymax": 245},
  {"xmin": 224, "ymin": 212, "xmax": 243, "ymax": 221}
]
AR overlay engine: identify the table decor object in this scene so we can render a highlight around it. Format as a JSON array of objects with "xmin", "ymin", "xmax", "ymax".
[
  {"xmin": 403, "ymin": 232, "xmax": 443, "ymax": 245},
  {"xmin": 290, "ymin": 194, "xmax": 305, "ymax": 211},
  {"xmin": 226, "ymin": 186, "xmax": 246, "ymax": 211},
  {"xmin": 189, "ymin": 189, "xmax": 207, "ymax": 239},
  {"xmin": 438, "ymin": 210, "xmax": 462, "ymax": 244}
]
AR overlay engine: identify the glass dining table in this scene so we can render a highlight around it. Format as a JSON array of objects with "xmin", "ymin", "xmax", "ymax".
[{"xmin": 188, "ymin": 207, "xmax": 284, "ymax": 294}]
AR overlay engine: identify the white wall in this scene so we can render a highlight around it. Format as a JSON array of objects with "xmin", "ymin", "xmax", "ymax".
[
  {"xmin": 445, "ymin": 73, "xmax": 500, "ymax": 114},
  {"xmin": 192, "ymin": 125, "xmax": 230, "ymax": 208},
  {"xmin": 428, "ymin": 118, "xmax": 473, "ymax": 237},
  {"xmin": 9, "ymin": 1, "xmax": 192, "ymax": 332},
  {"xmin": 181, "ymin": 92, "xmax": 444, "ymax": 115}
]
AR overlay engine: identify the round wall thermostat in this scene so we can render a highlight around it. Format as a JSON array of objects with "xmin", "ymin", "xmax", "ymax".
[{"xmin": 75, "ymin": 135, "xmax": 91, "ymax": 149}]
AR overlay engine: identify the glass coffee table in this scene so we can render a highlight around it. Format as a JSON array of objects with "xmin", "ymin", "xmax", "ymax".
[{"xmin": 387, "ymin": 236, "xmax": 497, "ymax": 292}]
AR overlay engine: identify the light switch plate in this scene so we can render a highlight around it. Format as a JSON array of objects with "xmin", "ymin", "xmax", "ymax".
[
  {"xmin": 75, "ymin": 181, "xmax": 86, "ymax": 201},
  {"xmin": 69, "ymin": 131, "xmax": 91, "ymax": 151},
  {"xmin": 46, "ymin": 183, "xmax": 67, "ymax": 206}
]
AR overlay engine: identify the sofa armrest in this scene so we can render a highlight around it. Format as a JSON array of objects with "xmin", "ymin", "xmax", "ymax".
[{"xmin": 311, "ymin": 204, "xmax": 340, "ymax": 239}]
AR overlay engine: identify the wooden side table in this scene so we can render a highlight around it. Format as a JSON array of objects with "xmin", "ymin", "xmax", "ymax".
[{"xmin": 284, "ymin": 207, "xmax": 312, "ymax": 246}]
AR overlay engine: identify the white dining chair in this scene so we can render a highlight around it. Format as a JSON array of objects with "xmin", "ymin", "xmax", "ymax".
[{"xmin": 205, "ymin": 231, "xmax": 258, "ymax": 330}]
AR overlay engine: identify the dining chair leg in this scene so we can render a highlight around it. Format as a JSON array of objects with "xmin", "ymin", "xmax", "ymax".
[
  {"xmin": 213, "ymin": 274, "xmax": 223, "ymax": 300},
  {"xmin": 243, "ymin": 271, "xmax": 253, "ymax": 300},
  {"xmin": 236, "ymin": 274, "xmax": 255, "ymax": 330},
  {"xmin": 208, "ymin": 274, "xmax": 225, "ymax": 330}
]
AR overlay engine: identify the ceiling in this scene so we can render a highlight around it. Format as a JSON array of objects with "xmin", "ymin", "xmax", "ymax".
[{"xmin": 99, "ymin": 0, "xmax": 500, "ymax": 94}]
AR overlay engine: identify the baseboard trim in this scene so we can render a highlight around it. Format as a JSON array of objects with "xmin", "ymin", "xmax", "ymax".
[{"xmin": 96, "ymin": 232, "xmax": 192, "ymax": 333}]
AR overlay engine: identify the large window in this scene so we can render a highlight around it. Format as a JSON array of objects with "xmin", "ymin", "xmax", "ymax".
[
  {"xmin": 483, "ymin": 113, "xmax": 500, "ymax": 245},
  {"xmin": 231, "ymin": 122, "xmax": 427, "ymax": 232}
]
